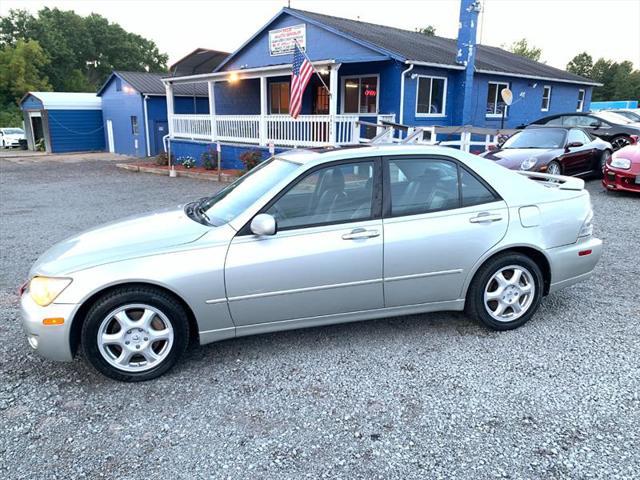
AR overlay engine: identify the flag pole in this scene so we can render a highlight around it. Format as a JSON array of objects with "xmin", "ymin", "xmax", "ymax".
[{"xmin": 294, "ymin": 40, "xmax": 332, "ymax": 97}]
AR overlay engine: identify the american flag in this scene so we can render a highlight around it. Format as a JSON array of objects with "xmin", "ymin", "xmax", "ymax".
[{"xmin": 290, "ymin": 43, "xmax": 313, "ymax": 119}]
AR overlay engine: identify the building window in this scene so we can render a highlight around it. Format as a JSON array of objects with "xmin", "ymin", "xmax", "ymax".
[
  {"xmin": 342, "ymin": 75, "xmax": 379, "ymax": 114},
  {"xmin": 576, "ymin": 89, "xmax": 585, "ymax": 112},
  {"xmin": 130, "ymin": 116, "xmax": 139, "ymax": 135},
  {"xmin": 314, "ymin": 86, "xmax": 329, "ymax": 114},
  {"xmin": 486, "ymin": 81, "xmax": 509, "ymax": 117},
  {"xmin": 115, "ymin": 78, "xmax": 122, "ymax": 92},
  {"xmin": 541, "ymin": 85, "xmax": 551, "ymax": 111},
  {"xmin": 416, "ymin": 76, "xmax": 447, "ymax": 116},
  {"xmin": 270, "ymin": 82, "xmax": 290, "ymax": 114}
]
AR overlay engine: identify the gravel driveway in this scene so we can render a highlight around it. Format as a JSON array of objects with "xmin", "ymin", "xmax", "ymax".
[{"xmin": 1, "ymin": 157, "xmax": 638, "ymax": 479}]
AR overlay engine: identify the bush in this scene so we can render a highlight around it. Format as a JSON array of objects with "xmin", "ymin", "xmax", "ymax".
[
  {"xmin": 239, "ymin": 150, "xmax": 263, "ymax": 171},
  {"xmin": 201, "ymin": 146, "xmax": 218, "ymax": 170},
  {"xmin": 154, "ymin": 152, "xmax": 173, "ymax": 166},
  {"xmin": 179, "ymin": 156, "xmax": 195, "ymax": 169}
]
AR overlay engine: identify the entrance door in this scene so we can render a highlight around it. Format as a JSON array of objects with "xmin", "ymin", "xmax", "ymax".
[
  {"xmin": 225, "ymin": 159, "xmax": 383, "ymax": 327},
  {"xmin": 106, "ymin": 120, "xmax": 115, "ymax": 153},
  {"xmin": 29, "ymin": 113, "xmax": 44, "ymax": 150},
  {"xmin": 153, "ymin": 121, "xmax": 168, "ymax": 156}
]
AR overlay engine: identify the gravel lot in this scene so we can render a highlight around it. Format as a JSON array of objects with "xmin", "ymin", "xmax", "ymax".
[{"xmin": 1, "ymin": 157, "xmax": 638, "ymax": 479}]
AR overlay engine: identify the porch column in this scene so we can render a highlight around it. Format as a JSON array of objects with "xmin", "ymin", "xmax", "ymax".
[
  {"xmin": 208, "ymin": 81, "xmax": 217, "ymax": 141},
  {"xmin": 165, "ymin": 82, "xmax": 174, "ymax": 137},
  {"xmin": 329, "ymin": 63, "xmax": 341, "ymax": 145},
  {"xmin": 259, "ymin": 76, "xmax": 268, "ymax": 146}
]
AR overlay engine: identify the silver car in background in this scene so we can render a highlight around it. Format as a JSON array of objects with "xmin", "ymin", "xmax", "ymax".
[{"xmin": 20, "ymin": 145, "xmax": 603, "ymax": 381}]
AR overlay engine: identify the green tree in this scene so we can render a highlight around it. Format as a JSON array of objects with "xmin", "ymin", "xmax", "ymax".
[
  {"xmin": 566, "ymin": 52, "xmax": 593, "ymax": 78},
  {"xmin": 506, "ymin": 39, "xmax": 542, "ymax": 62},
  {"xmin": 417, "ymin": 25, "xmax": 436, "ymax": 36},
  {"xmin": 0, "ymin": 8, "xmax": 168, "ymax": 92}
]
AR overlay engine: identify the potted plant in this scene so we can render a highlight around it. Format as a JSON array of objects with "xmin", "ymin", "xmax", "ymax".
[{"xmin": 239, "ymin": 150, "xmax": 263, "ymax": 171}]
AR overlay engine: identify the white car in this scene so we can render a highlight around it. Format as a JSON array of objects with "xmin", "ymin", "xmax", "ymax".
[
  {"xmin": 20, "ymin": 145, "xmax": 603, "ymax": 381},
  {"xmin": 0, "ymin": 127, "xmax": 26, "ymax": 148}
]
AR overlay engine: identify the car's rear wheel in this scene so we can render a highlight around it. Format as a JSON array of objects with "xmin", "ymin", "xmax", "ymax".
[
  {"xmin": 547, "ymin": 160, "xmax": 561, "ymax": 176},
  {"xmin": 465, "ymin": 253, "xmax": 543, "ymax": 330},
  {"xmin": 81, "ymin": 286, "xmax": 189, "ymax": 382},
  {"xmin": 610, "ymin": 136, "xmax": 631, "ymax": 151}
]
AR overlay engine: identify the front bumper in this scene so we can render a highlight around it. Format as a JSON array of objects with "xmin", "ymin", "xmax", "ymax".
[
  {"xmin": 546, "ymin": 236, "xmax": 603, "ymax": 294},
  {"xmin": 20, "ymin": 294, "xmax": 77, "ymax": 361},
  {"xmin": 602, "ymin": 166, "xmax": 640, "ymax": 193}
]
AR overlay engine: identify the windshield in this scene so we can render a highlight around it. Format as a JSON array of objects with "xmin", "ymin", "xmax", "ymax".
[
  {"xmin": 613, "ymin": 110, "xmax": 640, "ymax": 122},
  {"xmin": 3, "ymin": 128, "xmax": 24, "ymax": 134},
  {"xmin": 200, "ymin": 157, "xmax": 300, "ymax": 226},
  {"xmin": 502, "ymin": 128, "xmax": 566, "ymax": 149},
  {"xmin": 595, "ymin": 111, "xmax": 633, "ymax": 124}
]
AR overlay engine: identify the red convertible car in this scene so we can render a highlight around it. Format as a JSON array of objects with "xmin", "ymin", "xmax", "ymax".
[{"xmin": 603, "ymin": 143, "xmax": 640, "ymax": 193}]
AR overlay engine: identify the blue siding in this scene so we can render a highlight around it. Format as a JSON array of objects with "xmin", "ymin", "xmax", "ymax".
[
  {"xmin": 20, "ymin": 94, "xmax": 44, "ymax": 110},
  {"xmin": 169, "ymin": 139, "xmax": 288, "ymax": 170},
  {"xmin": 47, "ymin": 109, "xmax": 105, "ymax": 153},
  {"xmin": 146, "ymin": 96, "xmax": 209, "ymax": 155},
  {"xmin": 220, "ymin": 12, "xmax": 388, "ymax": 71},
  {"xmin": 215, "ymin": 79, "xmax": 261, "ymax": 114},
  {"xmin": 100, "ymin": 77, "xmax": 146, "ymax": 156}
]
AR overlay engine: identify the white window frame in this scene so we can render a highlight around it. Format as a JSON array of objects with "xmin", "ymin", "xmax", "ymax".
[
  {"xmin": 541, "ymin": 85, "xmax": 552, "ymax": 112},
  {"xmin": 340, "ymin": 74, "xmax": 380, "ymax": 116},
  {"xmin": 486, "ymin": 81, "xmax": 510, "ymax": 118},
  {"xmin": 415, "ymin": 75, "xmax": 448, "ymax": 118},
  {"xmin": 577, "ymin": 89, "xmax": 585, "ymax": 112}
]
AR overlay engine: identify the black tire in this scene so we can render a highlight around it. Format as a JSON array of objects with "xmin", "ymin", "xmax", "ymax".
[
  {"xmin": 81, "ymin": 286, "xmax": 189, "ymax": 382},
  {"xmin": 610, "ymin": 135, "xmax": 631, "ymax": 151},
  {"xmin": 465, "ymin": 252, "xmax": 544, "ymax": 331},
  {"xmin": 546, "ymin": 160, "xmax": 562, "ymax": 176},
  {"xmin": 598, "ymin": 149, "xmax": 612, "ymax": 177}
]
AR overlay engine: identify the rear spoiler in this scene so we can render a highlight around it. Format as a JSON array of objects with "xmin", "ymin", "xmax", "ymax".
[{"xmin": 517, "ymin": 171, "xmax": 585, "ymax": 191}]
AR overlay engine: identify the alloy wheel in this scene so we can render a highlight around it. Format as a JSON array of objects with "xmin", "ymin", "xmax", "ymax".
[
  {"xmin": 547, "ymin": 162, "xmax": 561, "ymax": 175},
  {"xmin": 97, "ymin": 303, "xmax": 174, "ymax": 373},
  {"xmin": 611, "ymin": 137, "xmax": 630, "ymax": 151},
  {"xmin": 483, "ymin": 265, "xmax": 536, "ymax": 322}
]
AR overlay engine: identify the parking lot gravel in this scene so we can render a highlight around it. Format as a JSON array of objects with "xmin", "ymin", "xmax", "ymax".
[{"xmin": 1, "ymin": 157, "xmax": 638, "ymax": 479}]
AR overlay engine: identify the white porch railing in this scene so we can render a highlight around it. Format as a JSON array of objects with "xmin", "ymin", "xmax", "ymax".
[{"xmin": 171, "ymin": 113, "xmax": 396, "ymax": 147}]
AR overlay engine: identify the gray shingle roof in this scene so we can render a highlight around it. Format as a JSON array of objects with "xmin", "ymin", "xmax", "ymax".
[
  {"xmin": 170, "ymin": 48, "xmax": 229, "ymax": 76},
  {"xmin": 289, "ymin": 8, "xmax": 595, "ymax": 85},
  {"xmin": 108, "ymin": 71, "xmax": 208, "ymax": 96}
]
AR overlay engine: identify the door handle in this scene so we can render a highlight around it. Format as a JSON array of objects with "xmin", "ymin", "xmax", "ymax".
[
  {"xmin": 342, "ymin": 228, "xmax": 380, "ymax": 240},
  {"xmin": 469, "ymin": 213, "xmax": 503, "ymax": 223}
]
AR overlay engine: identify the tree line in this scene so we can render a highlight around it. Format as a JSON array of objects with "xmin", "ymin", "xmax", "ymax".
[
  {"xmin": 506, "ymin": 39, "xmax": 640, "ymax": 103},
  {"xmin": 0, "ymin": 8, "xmax": 168, "ymax": 126}
]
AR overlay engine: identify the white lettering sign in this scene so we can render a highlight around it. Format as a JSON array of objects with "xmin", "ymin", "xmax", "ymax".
[{"xmin": 269, "ymin": 24, "xmax": 306, "ymax": 56}]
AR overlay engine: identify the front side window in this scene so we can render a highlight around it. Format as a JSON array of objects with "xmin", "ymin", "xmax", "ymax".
[
  {"xmin": 130, "ymin": 116, "xmax": 139, "ymax": 135},
  {"xmin": 576, "ymin": 89, "xmax": 585, "ymax": 112},
  {"xmin": 416, "ymin": 76, "xmax": 447, "ymax": 116},
  {"xmin": 563, "ymin": 115, "xmax": 599, "ymax": 128},
  {"xmin": 567, "ymin": 129, "xmax": 591, "ymax": 145},
  {"xmin": 342, "ymin": 76, "xmax": 379, "ymax": 114},
  {"xmin": 486, "ymin": 81, "xmax": 509, "ymax": 116},
  {"xmin": 541, "ymin": 86, "xmax": 551, "ymax": 111},
  {"xmin": 270, "ymin": 82, "xmax": 290, "ymax": 114},
  {"xmin": 387, "ymin": 159, "xmax": 459, "ymax": 216},
  {"xmin": 266, "ymin": 161, "xmax": 375, "ymax": 230}
]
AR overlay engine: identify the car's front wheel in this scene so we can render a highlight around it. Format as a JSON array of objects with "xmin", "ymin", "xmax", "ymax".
[
  {"xmin": 466, "ymin": 253, "xmax": 543, "ymax": 330},
  {"xmin": 599, "ymin": 150, "xmax": 612, "ymax": 176},
  {"xmin": 81, "ymin": 286, "xmax": 189, "ymax": 381}
]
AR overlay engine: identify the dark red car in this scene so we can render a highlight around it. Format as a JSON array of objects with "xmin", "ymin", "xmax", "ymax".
[
  {"xmin": 603, "ymin": 144, "xmax": 640, "ymax": 193},
  {"xmin": 480, "ymin": 126, "xmax": 612, "ymax": 177}
]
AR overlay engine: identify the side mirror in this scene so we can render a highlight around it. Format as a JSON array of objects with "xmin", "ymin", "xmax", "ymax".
[
  {"xmin": 589, "ymin": 121, "xmax": 601, "ymax": 128},
  {"xmin": 487, "ymin": 144, "xmax": 498, "ymax": 152},
  {"xmin": 250, "ymin": 213, "xmax": 276, "ymax": 236},
  {"xmin": 566, "ymin": 141, "xmax": 583, "ymax": 150}
]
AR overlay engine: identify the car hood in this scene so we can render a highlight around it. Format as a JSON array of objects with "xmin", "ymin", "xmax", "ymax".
[
  {"xmin": 482, "ymin": 148, "xmax": 558, "ymax": 169},
  {"xmin": 31, "ymin": 207, "xmax": 211, "ymax": 277},
  {"xmin": 4, "ymin": 134, "xmax": 25, "ymax": 140}
]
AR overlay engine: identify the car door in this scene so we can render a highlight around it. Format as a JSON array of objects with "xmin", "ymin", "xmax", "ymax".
[
  {"xmin": 382, "ymin": 156, "xmax": 508, "ymax": 307},
  {"xmin": 561, "ymin": 128, "xmax": 593, "ymax": 175},
  {"xmin": 224, "ymin": 158, "xmax": 384, "ymax": 327}
]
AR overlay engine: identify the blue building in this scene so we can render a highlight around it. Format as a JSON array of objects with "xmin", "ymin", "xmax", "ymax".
[
  {"xmin": 164, "ymin": 3, "xmax": 599, "ymax": 168},
  {"xmin": 97, "ymin": 71, "xmax": 213, "ymax": 157},
  {"xmin": 19, "ymin": 92, "xmax": 104, "ymax": 153}
]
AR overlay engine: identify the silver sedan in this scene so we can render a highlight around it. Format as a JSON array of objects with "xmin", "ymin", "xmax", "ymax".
[{"xmin": 20, "ymin": 145, "xmax": 603, "ymax": 381}]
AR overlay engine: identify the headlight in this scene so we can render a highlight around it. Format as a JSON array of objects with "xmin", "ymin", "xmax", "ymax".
[
  {"xmin": 610, "ymin": 157, "xmax": 631, "ymax": 169},
  {"xmin": 29, "ymin": 276, "xmax": 72, "ymax": 306},
  {"xmin": 578, "ymin": 210, "xmax": 594, "ymax": 238},
  {"xmin": 520, "ymin": 157, "xmax": 537, "ymax": 170}
]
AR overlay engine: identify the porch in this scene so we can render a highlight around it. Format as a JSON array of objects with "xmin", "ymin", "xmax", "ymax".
[{"xmin": 163, "ymin": 61, "xmax": 396, "ymax": 150}]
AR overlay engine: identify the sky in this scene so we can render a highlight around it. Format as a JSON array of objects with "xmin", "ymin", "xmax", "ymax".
[{"xmin": 1, "ymin": 0, "xmax": 639, "ymax": 70}]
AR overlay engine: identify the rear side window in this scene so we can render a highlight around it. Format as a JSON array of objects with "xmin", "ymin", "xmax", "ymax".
[{"xmin": 460, "ymin": 168, "xmax": 498, "ymax": 207}]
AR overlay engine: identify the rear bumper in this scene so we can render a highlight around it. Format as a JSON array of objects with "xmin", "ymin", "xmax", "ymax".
[
  {"xmin": 546, "ymin": 237, "xmax": 603, "ymax": 294},
  {"xmin": 20, "ymin": 294, "xmax": 76, "ymax": 361},
  {"xmin": 602, "ymin": 167, "xmax": 640, "ymax": 193}
]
